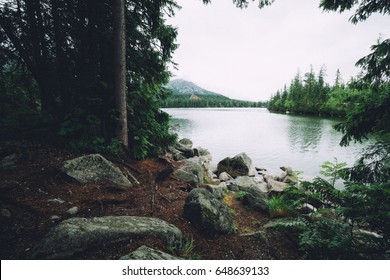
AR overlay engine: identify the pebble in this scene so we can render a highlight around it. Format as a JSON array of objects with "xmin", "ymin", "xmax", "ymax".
[
  {"xmin": 1, "ymin": 208, "xmax": 12, "ymax": 218},
  {"xmin": 66, "ymin": 207, "xmax": 79, "ymax": 215},
  {"xmin": 47, "ymin": 198, "xmax": 65, "ymax": 204}
]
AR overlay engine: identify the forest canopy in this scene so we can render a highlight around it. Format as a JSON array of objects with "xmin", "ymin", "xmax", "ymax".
[{"xmin": 0, "ymin": 0, "xmax": 180, "ymax": 158}]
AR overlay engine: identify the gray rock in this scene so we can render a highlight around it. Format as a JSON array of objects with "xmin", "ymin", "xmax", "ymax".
[
  {"xmin": 172, "ymin": 169, "xmax": 199, "ymax": 188},
  {"xmin": 173, "ymin": 153, "xmax": 186, "ymax": 161},
  {"xmin": 0, "ymin": 153, "xmax": 18, "ymax": 170},
  {"xmin": 194, "ymin": 148, "xmax": 213, "ymax": 169},
  {"xmin": 1, "ymin": 208, "xmax": 11, "ymax": 218},
  {"xmin": 66, "ymin": 206, "xmax": 78, "ymax": 215},
  {"xmin": 276, "ymin": 171, "xmax": 288, "ymax": 182},
  {"xmin": 50, "ymin": 215, "xmax": 61, "ymax": 221},
  {"xmin": 267, "ymin": 179, "xmax": 289, "ymax": 193},
  {"xmin": 178, "ymin": 138, "xmax": 193, "ymax": 149},
  {"xmin": 255, "ymin": 167, "xmax": 267, "ymax": 172},
  {"xmin": 242, "ymin": 187, "xmax": 268, "ymax": 213},
  {"xmin": 234, "ymin": 176, "xmax": 268, "ymax": 193},
  {"xmin": 31, "ymin": 216, "xmax": 183, "ymax": 259},
  {"xmin": 226, "ymin": 181, "xmax": 239, "ymax": 192},
  {"xmin": 206, "ymin": 182, "xmax": 227, "ymax": 199},
  {"xmin": 47, "ymin": 198, "xmax": 65, "ymax": 204},
  {"xmin": 184, "ymin": 188, "xmax": 233, "ymax": 235},
  {"xmin": 219, "ymin": 172, "xmax": 233, "ymax": 182},
  {"xmin": 61, "ymin": 154, "xmax": 136, "ymax": 187},
  {"xmin": 174, "ymin": 142, "xmax": 195, "ymax": 158},
  {"xmin": 120, "ymin": 245, "xmax": 183, "ymax": 260},
  {"xmin": 217, "ymin": 153, "xmax": 256, "ymax": 178},
  {"xmin": 280, "ymin": 166, "xmax": 293, "ymax": 175},
  {"xmin": 283, "ymin": 176, "xmax": 298, "ymax": 184},
  {"xmin": 234, "ymin": 176, "xmax": 258, "ymax": 190},
  {"xmin": 179, "ymin": 157, "xmax": 205, "ymax": 184}
]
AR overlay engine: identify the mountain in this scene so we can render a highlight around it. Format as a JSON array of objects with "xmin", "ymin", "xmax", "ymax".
[
  {"xmin": 166, "ymin": 79, "xmax": 226, "ymax": 97},
  {"xmin": 161, "ymin": 79, "xmax": 266, "ymax": 108}
]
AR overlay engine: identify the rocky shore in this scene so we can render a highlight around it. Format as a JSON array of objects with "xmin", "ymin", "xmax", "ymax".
[{"xmin": 0, "ymin": 138, "xmax": 304, "ymax": 260}]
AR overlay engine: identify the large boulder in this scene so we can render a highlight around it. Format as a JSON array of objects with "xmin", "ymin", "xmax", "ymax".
[
  {"xmin": 242, "ymin": 187, "xmax": 268, "ymax": 213},
  {"xmin": 184, "ymin": 188, "xmax": 233, "ymax": 235},
  {"xmin": 267, "ymin": 179, "xmax": 289, "ymax": 193},
  {"xmin": 120, "ymin": 245, "xmax": 183, "ymax": 260},
  {"xmin": 234, "ymin": 176, "xmax": 257, "ymax": 190},
  {"xmin": 174, "ymin": 142, "xmax": 195, "ymax": 158},
  {"xmin": 179, "ymin": 157, "xmax": 205, "ymax": 184},
  {"xmin": 219, "ymin": 172, "xmax": 233, "ymax": 182},
  {"xmin": 61, "ymin": 154, "xmax": 137, "ymax": 187},
  {"xmin": 172, "ymin": 169, "xmax": 199, "ymax": 188},
  {"xmin": 217, "ymin": 153, "xmax": 256, "ymax": 178},
  {"xmin": 172, "ymin": 157, "xmax": 208, "ymax": 188},
  {"xmin": 31, "ymin": 216, "xmax": 183, "ymax": 259},
  {"xmin": 206, "ymin": 182, "xmax": 228, "ymax": 199}
]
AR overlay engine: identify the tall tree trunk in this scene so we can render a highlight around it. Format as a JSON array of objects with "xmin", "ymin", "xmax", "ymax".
[{"xmin": 112, "ymin": 0, "xmax": 128, "ymax": 148}]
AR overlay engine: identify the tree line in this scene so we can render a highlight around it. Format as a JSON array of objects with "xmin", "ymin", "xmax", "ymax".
[
  {"xmin": 160, "ymin": 94, "xmax": 266, "ymax": 108},
  {"xmin": 267, "ymin": 67, "xmax": 370, "ymax": 117}
]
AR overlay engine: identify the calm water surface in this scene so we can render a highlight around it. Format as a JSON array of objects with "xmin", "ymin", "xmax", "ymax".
[{"xmin": 163, "ymin": 108, "xmax": 375, "ymax": 180}]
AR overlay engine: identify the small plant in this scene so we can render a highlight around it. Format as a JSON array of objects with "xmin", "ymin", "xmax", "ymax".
[
  {"xmin": 234, "ymin": 191, "xmax": 247, "ymax": 201},
  {"xmin": 320, "ymin": 157, "xmax": 347, "ymax": 187},
  {"xmin": 230, "ymin": 221, "xmax": 239, "ymax": 234},
  {"xmin": 266, "ymin": 196, "xmax": 296, "ymax": 218},
  {"xmin": 179, "ymin": 237, "xmax": 196, "ymax": 258}
]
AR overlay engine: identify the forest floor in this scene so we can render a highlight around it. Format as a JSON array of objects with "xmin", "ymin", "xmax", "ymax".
[{"xmin": 0, "ymin": 140, "xmax": 299, "ymax": 260}]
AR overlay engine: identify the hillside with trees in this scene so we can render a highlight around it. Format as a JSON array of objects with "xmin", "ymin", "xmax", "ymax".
[{"xmin": 161, "ymin": 79, "xmax": 266, "ymax": 108}]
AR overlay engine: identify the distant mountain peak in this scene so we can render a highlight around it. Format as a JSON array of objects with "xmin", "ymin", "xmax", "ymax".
[{"xmin": 167, "ymin": 79, "xmax": 224, "ymax": 97}]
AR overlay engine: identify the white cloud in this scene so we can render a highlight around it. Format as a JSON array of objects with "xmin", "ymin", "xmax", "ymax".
[{"xmin": 167, "ymin": 0, "xmax": 390, "ymax": 101}]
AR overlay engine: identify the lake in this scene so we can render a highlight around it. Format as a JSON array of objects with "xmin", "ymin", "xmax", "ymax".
[{"xmin": 163, "ymin": 108, "xmax": 374, "ymax": 181}]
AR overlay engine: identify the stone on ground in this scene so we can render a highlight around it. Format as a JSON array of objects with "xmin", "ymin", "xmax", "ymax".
[
  {"xmin": 217, "ymin": 153, "xmax": 256, "ymax": 178},
  {"xmin": 184, "ymin": 188, "xmax": 233, "ymax": 235},
  {"xmin": 31, "ymin": 216, "xmax": 183, "ymax": 259},
  {"xmin": 61, "ymin": 154, "xmax": 137, "ymax": 187},
  {"xmin": 120, "ymin": 245, "xmax": 183, "ymax": 260}
]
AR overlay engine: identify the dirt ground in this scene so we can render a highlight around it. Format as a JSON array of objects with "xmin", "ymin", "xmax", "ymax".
[{"xmin": 0, "ymin": 140, "xmax": 299, "ymax": 260}]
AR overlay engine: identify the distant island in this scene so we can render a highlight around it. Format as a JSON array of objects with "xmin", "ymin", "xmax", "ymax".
[{"xmin": 161, "ymin": 79, "xmax": 266, "ymax": 108}]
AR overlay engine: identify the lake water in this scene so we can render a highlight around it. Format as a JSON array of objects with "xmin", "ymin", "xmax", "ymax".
[{"xmin": 163, "ymin": 108, "xmax": 374, "ymax": 180}]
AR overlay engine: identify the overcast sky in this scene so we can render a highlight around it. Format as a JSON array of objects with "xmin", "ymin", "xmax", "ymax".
[{"xmin": 167, "ymin": 0, "xmax": 390, "ymax": 101}]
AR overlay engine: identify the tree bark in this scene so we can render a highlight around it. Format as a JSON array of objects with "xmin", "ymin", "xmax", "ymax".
[{"xmin": 112, "ymin": 0, "xmax": 128, "ymax": 148}]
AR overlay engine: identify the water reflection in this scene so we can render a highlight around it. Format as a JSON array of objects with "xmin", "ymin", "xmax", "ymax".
[
  {"xmin": 170, "ymin": 117, "xmax": 193, "ymax": 135},
  {"xmin": 163, "ymin": 108, "xmax": 374, "ymax": 180},
  {"xmin": 287, "ymin": 115, "xmax": 324, "ymax": 153}
]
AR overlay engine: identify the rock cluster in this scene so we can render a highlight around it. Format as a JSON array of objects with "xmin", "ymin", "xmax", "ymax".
[{"xmin": 31, "ymin": 138, "xmax": 303, "ymax": 260}]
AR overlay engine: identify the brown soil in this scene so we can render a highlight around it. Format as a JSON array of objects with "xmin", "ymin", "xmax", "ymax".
[{"xmin": 0, "ymin": 140, "xmax": 299, "ymax": 260}]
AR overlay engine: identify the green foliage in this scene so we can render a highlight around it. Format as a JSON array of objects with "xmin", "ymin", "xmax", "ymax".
[
  {"xmin": 319, "ymin": 0, "xmax": 390, "ymax": 24},
  {"xmin": 334, "ymin": 84, "xmax": 390, "ymax": 146},
  {"xmin": 298, "ymin": 217, "xmax": 353, "ymax": 259},
  {"xmin": 346, "ymin": 141, "xmax": 390, "ymax": 184},
  {"xmin": 266, "ymin": 159, "xmax": 390, "ymax": 259},
  {"xmin": 128, "ymin": 83, "xmax": 177, "ymax": 159},
  {"xmin": 266, "ymin": 195, "xmax": 296, "ymax": 218},
  {"xmin": 0, "ymin": 0, "xmax": 179, "ymax": 157},
  {"xmin": 177, "ymin": 237, "xmax": 198, "ymax": 259},
  {"xmin": 161, "ymin": 93, "xmax": 266, "ymax": 108},
  {"xmin": 320, "ymin": 158, "xmax": 348, "ymax": 187},
  {"xmin": 234, "ymin": 191, "xmax": 248, "ymax": 201}
]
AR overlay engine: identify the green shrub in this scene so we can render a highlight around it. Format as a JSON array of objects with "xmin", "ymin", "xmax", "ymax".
[{"xmin": 266, "ymin": 196, "xmax": 296, "ymax": 218}]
